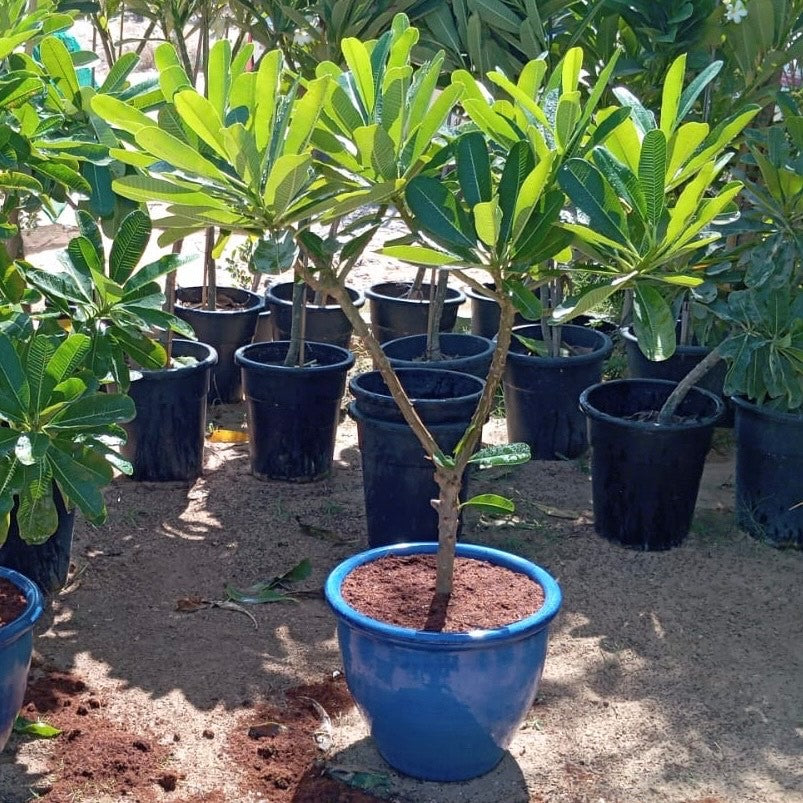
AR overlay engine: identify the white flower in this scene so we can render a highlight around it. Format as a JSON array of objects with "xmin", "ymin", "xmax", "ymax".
[{"xmin": 723, "ymin": 0, "xmax": 748, "ymax": 23}]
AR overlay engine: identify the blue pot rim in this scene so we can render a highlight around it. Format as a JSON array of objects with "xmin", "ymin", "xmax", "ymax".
[
  {"xmin": 0, "ymin": 567, "xmax": 44, "ymax": 647},
  {"xmin": 365, "ymin": 281, "xmax": 466, "ymax": 306},
  {"xmin": 265, "ymin": 282, "xmax": 365, "ymax": 311},
  {"xmin": 580, "ymin": 378, "xmax": 725, "ymax": 430},
  {"xmin": 135, "ymin": 339, "xmax": 218, "ymax": 378},
  {"xmin": 349, "ymin": 367, "xmax": 485, "ymax": 404},
  {"xmin": 730, "ymin": 395, "xmax": 803, "ymax": 423},
  {"xmin": 325, "ymin": 542, "xmax": 562, "ymax": 647},
  {"xmin": 234, "ymin": 340, "xmax": 355, "ymax": 374},
  {"xmin": 176, "ymin": 286, "xmax": 264, "ymax": 315},
  {"xmin": 507, "ymin": 324, "xmax": 613, "ymax": 367}
]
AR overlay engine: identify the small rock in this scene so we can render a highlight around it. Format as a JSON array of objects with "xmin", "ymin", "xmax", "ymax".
[
  {"xmin": 157, "ymin": 772, "xmax": 178, "ymax": 792},
  {"xmin": 132, "ymin": 739, "xmax": 151, "ymax": 752},
  {"xmin": 202, "ymin": 729, "xmax": 215, "ymax": 739},
  {"xmin": 76, "ymin": 705, "xmax": 89, "ymax": 716}
]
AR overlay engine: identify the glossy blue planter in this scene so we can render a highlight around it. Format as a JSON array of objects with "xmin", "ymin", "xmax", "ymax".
[
  {"xmin": 325, "ymin": 542, "xmax": 562, "ymax": 781},
  {"xmin": 0, "ymin": 568, "xmax": 43, "ymax": 751}
]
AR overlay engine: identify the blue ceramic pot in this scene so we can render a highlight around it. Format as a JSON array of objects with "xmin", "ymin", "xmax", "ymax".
[
  {"xmin": 325, "ymin": 542, "xmax": 562, "ymax": 781},
  {"xmin": 0, "ymin": 568, "xmax": 44, "ymax": 751}
]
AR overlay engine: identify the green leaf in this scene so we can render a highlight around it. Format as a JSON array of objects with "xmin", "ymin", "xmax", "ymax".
[
  {"xmin": 90, "ymin": 94, "xmax": 154, "ymax": 137},
  {"xmin": 405, "ymin": 175, "xmax": 475, "ymax": 249},
  {"xmin": 39, "ymin": 36, "xmax": 79, "ymax": 101},
  {"xmin": 15, "ymin": 477, "xmax": 58, "ymax": 545},
  {"xmin": 109, "ymin": 211, "xmax": 151, "ymax": 285},
  {"xmin": 498, "ymin": 141, "xmax": 535, "ymax": 247},
  {"xmin": 353, "ymin": 123, "xmax": 397, "ymax": 180},
  {"xmin": 133, "ymin": 126, "xmax": 231, "ymax": 184},
  {"xmin": 48, "ymin": 445, "xmax": 106, "ymax": 524},
  {"xmin": 173, "ymin": 90, "xmax": 226, "ymax": 159},
  {"xmin": 676, "ymin": 61, "xmax": 723, "ymax": 124},
  {"xmin": 409, "ymin": 83, "xmax": 462, "ymax": 166},
  {"xmin": 207, "ymin": 39, "xmax": 231, "ymax": 121},
  {"xmin": 382, "ymin": 246, "xmax": 462, "ymax": 266},
  {"xmin": 342, "ymin": 38, "xmax": 376, "ymax": 114},
  {"xmin": 557, "ymin": 159, "xmax": 628, "ymax": 246},
  {"xmin": 474, "ymin": 198, "xmax": 502, "ymax": 247},
  {"xmin": 13, "ymin": 716, "xmax": 61, "ymax": 738},
  {"xmin": 0, "ymin": 332, "xmax": 30, "ymax": 419},
  {"xmin": 467, "ymin": 443, "xmax": 531, "ymax": 468},
  {"xmin": 552, "ymin": 277, "xmax": 635, "ymax": 323},
  {"xmin": 153, "ymin": 42, "xmax": 191, "ymax": 99},
  {"xmin": 98, "ymin": 51, "xmax": 139, "ymax": 94},
  {"xmin": 504, "ymin": 279, "xmax": 543, "ymax": 320},
  {"xmin": 659, "ymin": 54, "xmax": 686, "ymax": 135},
  {"xmin": 263, "ymin": 153, "xmax": 311, "ymax": 216},
  {"xmin": 638, "ymin": 129, "xmax": 667, "ymax": 227},
  {"xmin": 632, "ymin": 284, "xmax": 676, "ymax": 361},
  {"xmin": 460, "ymin": 493, "xmax": 515, "ymax": 514},
  {"xmin": 284, "ymin": 76, "xmax": 329, "ymax": 156},
  {"xmin": 513, "ymin": 332, "xmax": 548, "ymax": 355},
  {"xmin": 456, "ymin": 132, "xmax": 491, "ymax": 206},
  {"xmin": 49, "ymin": 392, "xmax": 135, "ymax": 430},
  {"xmin": 555, "ymin": 92, "xmax": 580, "ymax": 153},
  {"xmin": 591, "ymin": 148, "xmax": 646, "ymax": 222}
]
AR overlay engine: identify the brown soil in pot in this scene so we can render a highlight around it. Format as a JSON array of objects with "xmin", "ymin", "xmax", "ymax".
[
  {"xmin": 177, "ymin": 293, "xmax": 250, "ymax": 311},
  {"xmin": 0, "ymin": 577, "xmax": 27, "ymax": 625},
  {"xmin": 341, "ymin": 554, "xmax": 545, "ymax": 632}
]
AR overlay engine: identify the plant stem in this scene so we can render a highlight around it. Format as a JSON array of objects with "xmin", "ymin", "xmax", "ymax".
[
  {"xmin": 657, "ymin": 344, "xmax": 723, "ymax": 425},
  {"xmin": 303, "ymin": 264, "xmax": 516, "ymax": 596},
  {"xmin": 550, "ymin": 276, "xmax": 563, "ymax": 357},
  {"xmin": 204, "ymin": 227, "xmax": 216, "ymax": 311},
  {"xmin": 164, "ymin": 240, "xmax": 183, "ymax": 364},
  {"xmin": 425, "ymin": 269, "xmax": 448, "ymax": 361},
  {"xmin": 284, "ymin": 278, "xmax": 306, "ymax": 367}
]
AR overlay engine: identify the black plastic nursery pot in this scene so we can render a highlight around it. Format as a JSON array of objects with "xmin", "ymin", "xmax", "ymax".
[
  {"xmin": 175, "ymin": 286, "xmax": 262, "ymax": 404},
  {"xmin": 464, "ymin": 283, "xmax": 526, "ymax": 339},
  {"xmin": 621, "ymin": 325, "xmax": 732, "ymax": 426},
  {"xmin": 350, "ymin": 368, "xmax": 484, "ymax": 547},
  {"xmin": 381, "ymin": 333, "xmax": 495, "ymax": 380},
  {"xmin": 504, "ymin": 324, "xmax": 613, "ymax": 459},
  {"xmin": 731, "ymin": 397, "xmax": 803, "ymax": 548},
  {"xmin": 265, "ymin": 282, "xmax": 364, "ymax": 349},
  {"xmin": 253, "ymin": 309, "xmax": 272, "ymax": 343},
  {"xmin": 0, "ymin": 486, "xmax": 75, "ymax": 595},
  {"xmin": 579, "ymin": 379, "xmax": 724, "ymax": 551},
  {"xmin": 121, "ymin": 340, "xmax": 218, "ymax": 482},
  {"xmin": 235, "ymin": 341, "xmax": 355, "ymax": 482},
  {"xmin": 365, "ymin": 282, "xmax": 465, "ymax": 344}
]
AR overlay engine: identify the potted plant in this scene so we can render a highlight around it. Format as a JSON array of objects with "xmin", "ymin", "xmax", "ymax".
[
  {"xmin": 24, "ymin": 209, "xmax": 217, "ymax": 482},
  {"xmin": 301, "ymin": 15, "xmax": 468, "ymax": 348},
  {"xmin": 560, "ymin": 54, "xmax": 759, "ymax": 548},
  {"xmin": 291, "ymin": 20, "xmax": 572, "ymax": 780},
  {"xmin": 0, "ymin": 326, "xmax": 135, "ymax": 592},
  {"xmin": 710, "ymin": 106, "xmax": 803, "ymax": 546},
  {"xmin": 0, "ymin": 566, "xmax": 43, "ymax": 752},
  {"xmin": 92, "ymin": 42, "xmax": 355, "ymax": 482}
]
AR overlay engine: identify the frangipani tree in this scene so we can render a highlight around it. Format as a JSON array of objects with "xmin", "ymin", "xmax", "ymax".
[{"xmin": 553, "ymin": 54, "xmax": 760, "ymax": 361}]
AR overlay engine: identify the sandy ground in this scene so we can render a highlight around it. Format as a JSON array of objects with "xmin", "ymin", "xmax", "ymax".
[{"xmin": 0, "ymin": 410, "xmax": 801, "ymax": 802}]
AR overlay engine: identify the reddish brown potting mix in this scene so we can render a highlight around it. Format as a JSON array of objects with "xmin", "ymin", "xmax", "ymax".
[
  {"xmin": 341, "ymin": 555, "xmax": 545, "ymax": 632},
  {"xmin": 227, "ymin": 674, "xmax": 384, "ymax": 802},
  {"xmin": 22, "ymin": 669, "xmax": 169, "ymax": 802},
  {"xmin": 0, "ymin": 577, "xmax": 27, "ymax": 625}
]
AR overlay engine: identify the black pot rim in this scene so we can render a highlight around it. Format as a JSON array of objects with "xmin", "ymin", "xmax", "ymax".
[
  {"xmin": 350, "ymin": 367, "xmax": 485, "ymax": 406},
  {"xmin": 134, "ymin": 340, "xmax": 218, "ymax": 380},
  {"xmin": 365, "ymin": 281, "xmax": 466, "ymax": 306},
  {"xmin": 507, "ymin": 324, "xmax": 614, "ymax": 367},
  {"xmin": 381, "ymin": 332, "xmax": 494, "ymax": 362},
  {"xmin": 579, "ymin": 378, "xmax": 725, "ymax": 431},
  {"xmin": 620, "ymin": 324, "xmax": 711, "ymax": 357},
  {"xmin": 266, "ymin": 282, "xmax": 365, "ymax": 310},
  {"xmin": 234, "ymin": 340, "xmax": 355, "ymax": 374},
  {"xmin": 176, "ymin": 286, "xmax": 264, "ymax": 315},
  {"xmin": 730, "ymin": 395, "xmax": 803, "ymax": 423},
  {"xmin": 463, "ymin": 282, "xmax": 497, "ymax": 302}
]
